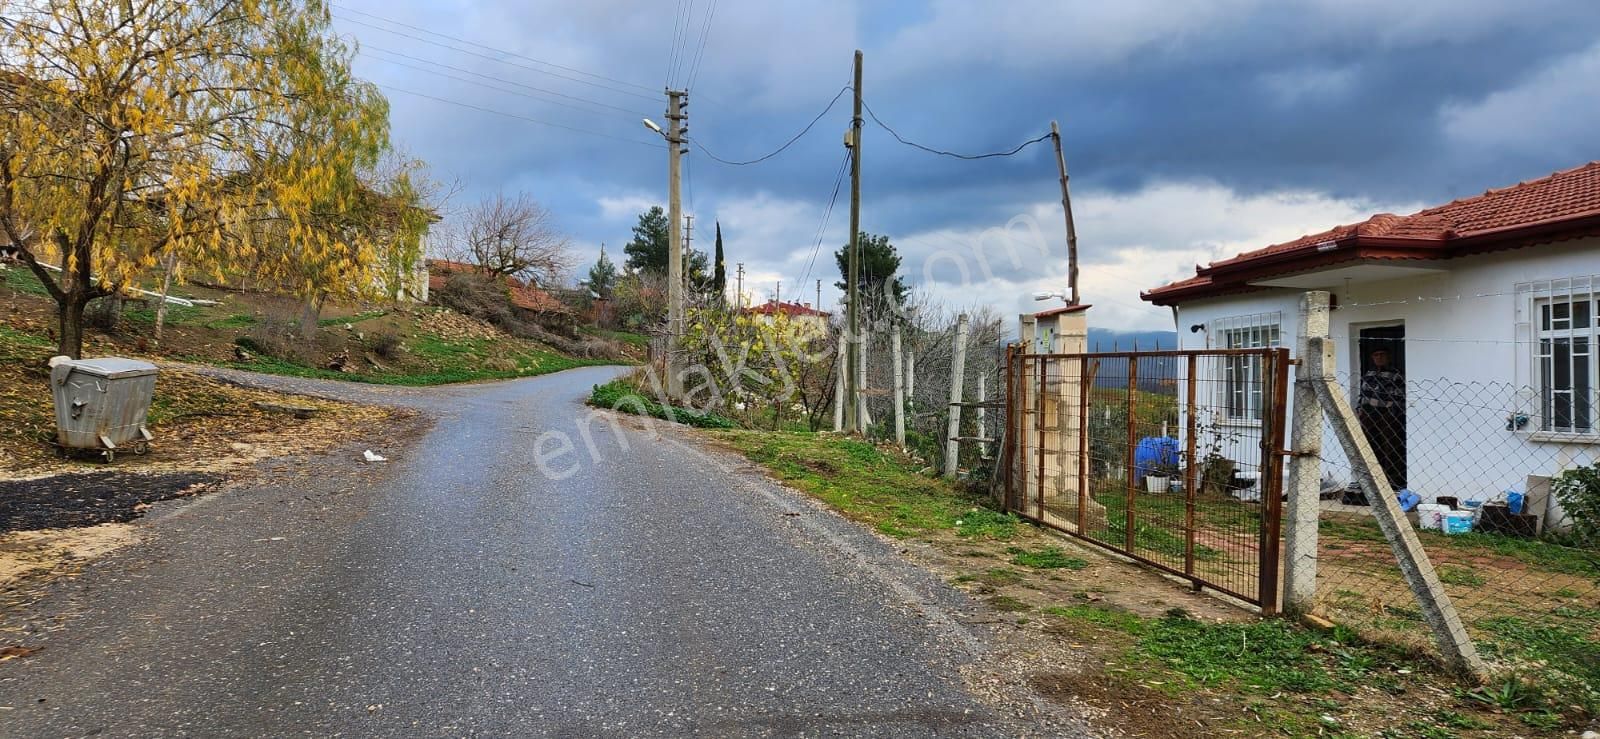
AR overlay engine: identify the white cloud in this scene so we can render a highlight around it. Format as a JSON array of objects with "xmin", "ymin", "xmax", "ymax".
[
  {"xmin": 891, "ymin": 181, "xmax": 1418, "ymax": 331},
  {"xmin": 597, "ymin": 194, "xmax": 659, "ymax": 221},
  {"xmin": 1442, "ymin": 41, "xmax": 1600, "ymax": 158}
]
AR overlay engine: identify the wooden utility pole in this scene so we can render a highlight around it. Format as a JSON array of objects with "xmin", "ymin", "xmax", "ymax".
[
  {"xmin": 1051, "ymin": 120, "xmax": 1080, "ymax": 305},
  {"xmin": 844, "ymin": 49, "xmax": 864, "ymax": 433},
  {"xmin": 665, "ymin": 89, "xmax": 687, "ymax": 397}
]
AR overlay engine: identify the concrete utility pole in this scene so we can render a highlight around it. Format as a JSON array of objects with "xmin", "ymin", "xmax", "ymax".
[
  {"xmin": 843, "ymin": 49, "xmax": 863, "ymax": 433},
  {"xmin": 665, "ymin": 89, "xmax": 687, "ymax": 397},
  {"xmin": 775, "ymin": 281, "xmax": 781, "ymax": 305},
  {"xmin": 815, "ymin": 279, "xmax": 821, "ymax": 313},
  {"xmin": 1050, "ymin": 120, "xmax": 1080, "ymax": 306},
  {"xmin": 735, "ymin": 262, "xmax": 744, "ymax": 310},
  {"xmin": 891, "ymin": 328, "xmax": 905, "ymax": 448}
]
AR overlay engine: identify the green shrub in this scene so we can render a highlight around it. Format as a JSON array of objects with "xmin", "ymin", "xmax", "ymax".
[{"xmin": 1551, "ymin": 462, "xmax": 1600, "ymax": 544}]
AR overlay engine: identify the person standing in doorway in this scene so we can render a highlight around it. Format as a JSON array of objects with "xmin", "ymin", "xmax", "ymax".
[{"xmin": 1358, "ymin": 347, "xmax": 1406, "ymax": 489}]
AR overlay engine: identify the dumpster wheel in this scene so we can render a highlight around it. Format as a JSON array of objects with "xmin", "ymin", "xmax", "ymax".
[{"xmin": 131, "ymin": 440, "xmax": 151, "ymax": 456}]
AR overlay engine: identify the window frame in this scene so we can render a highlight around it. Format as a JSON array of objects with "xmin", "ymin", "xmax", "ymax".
[
  {"xmin": 1534, "ymin": 293, "xmax": 1597, "ymax": 435},
  {"xmin": 1212, "ymin": 313, "xmax": 1282, "ymax": 422}
]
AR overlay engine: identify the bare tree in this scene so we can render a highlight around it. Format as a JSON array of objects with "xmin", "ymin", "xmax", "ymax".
[{"xmin": 447, "ymin": 192, "xmax": 571, "ymax": 286}]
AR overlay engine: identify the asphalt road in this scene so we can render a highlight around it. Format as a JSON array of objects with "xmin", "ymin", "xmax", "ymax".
[{"xmin": 0, "ymin": 366, "xmax": 1086, "ymax": 737}]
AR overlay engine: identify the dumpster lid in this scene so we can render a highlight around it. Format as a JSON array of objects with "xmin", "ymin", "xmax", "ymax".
[{"xmin": 65, "ymin": 357, "xmax": 158, "ymax": 379}]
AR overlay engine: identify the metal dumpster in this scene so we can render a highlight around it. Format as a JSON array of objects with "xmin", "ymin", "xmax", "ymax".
[{"xmin": 49, "ymin": 356, "xmax": 157, "ymax": 459}]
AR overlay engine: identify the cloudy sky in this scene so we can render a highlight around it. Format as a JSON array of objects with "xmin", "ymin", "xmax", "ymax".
[{"xmin": 334, "ymin": 0, "xmax": 1600, "ymax": 331}]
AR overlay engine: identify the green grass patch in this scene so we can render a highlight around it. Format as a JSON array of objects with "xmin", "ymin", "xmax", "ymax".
[
  {"xmin": 123, "ymin": 303, "xmax": 201, "ymax": 326},
  {"xmin": 1, "ymin": 266, "xmax": 50, "ymax": 296},
  {"xmin": 1008, "ymin": 545, "xmax": 1089, "ymax": 570},
  {"xmin": 1322, "ymin": 515, "xmax": 1600, "ymax": 579},
  {"xmin": 987, "ymin": 595, "xmax": 1030, "ymax": 612},
  {"xmin": 587, "ymin": 379, "xmax": 735, "ymax": 429},
  {"xmin": 204, "ymin": 314, "xmax": 258, "ymax": 330},
  {"xmin": 319, "ymin": 309, "xmax": 387, "ymax": 326},
  {"xmin": 234, "ymin": 333, "xmax": 610, "ymax": 386},
  {"xmin": 1478, "ymin": 615, "xmax": 1600, "ymax": 717},
  {"xmin": 1436, "ymin": 565, "xmax": 1485, "ymax": 587},
  {"xmin": 711, "ymin": 428, "xmax": 1015, "ymax": 541}
]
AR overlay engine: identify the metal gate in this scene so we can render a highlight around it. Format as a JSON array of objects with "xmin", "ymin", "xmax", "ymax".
[{"xmin": 1001, "ymin": 348, "xmax": 1290, "ymax": 613}]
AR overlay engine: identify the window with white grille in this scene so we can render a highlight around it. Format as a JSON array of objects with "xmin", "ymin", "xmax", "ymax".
[
  {"xmin": 1212, "ymin": 313, "xmax": 1281, "ymax": 421},
  {"xmin": 1535, "ymin": 289, "xmax": 1596, "ymax": 434}
]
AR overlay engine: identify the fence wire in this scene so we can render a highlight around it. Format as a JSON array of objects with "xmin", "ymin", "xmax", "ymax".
[{"xmin": 1307, "ymin": 369, "xmax": 1599, "ymax": 693}]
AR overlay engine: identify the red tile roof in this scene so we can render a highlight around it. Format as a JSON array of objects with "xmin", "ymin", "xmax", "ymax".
[
  {"xmin": 743, "ymin": 300, "xmax": 831, "ymax": 318},
  {"xmin": 1144, "ymin": 161, "xmax": 1600, "ymax": 305},
  {"xmin": 427, "ymin": 260, "xmax": 572, "ymax": 315}
]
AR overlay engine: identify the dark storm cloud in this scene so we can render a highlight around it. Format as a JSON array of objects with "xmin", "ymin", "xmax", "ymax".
[{"xmin": 335, "ymin": 0, "xmax": 1600, "ymax": 327}]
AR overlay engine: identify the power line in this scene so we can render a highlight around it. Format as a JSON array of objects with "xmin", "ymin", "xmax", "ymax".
[
  {"xmin": 333, "ymin": 4, "xmax": 656, "ymax": 94},
  {"xmin": 861, "ymin": 100, "xmax": 1051, "ymax": 160},
  {"xmin": 685, "ymin": 0, "xmax": 719, "ymax": 91},
  {"xmin": 359, "ymin": 45, "xmax": 650, "ymax": 118},
  {"xmin": 798, "ymin": 149, "xmax": 853, "ymax": 292},
  {"xmin": 666, "ymin": 0, "xmax": 693, "ymax": 88},
  {"xmin": 374, "ymin": 83, "xmax": 664, "ymax": 149},
  {"xmin": 689, "ymin": 85, "xmax": 851, "ymax": 166},
  {"xmin": 335, "ymin": 13, "xmax": 661, "ymax": 103}
]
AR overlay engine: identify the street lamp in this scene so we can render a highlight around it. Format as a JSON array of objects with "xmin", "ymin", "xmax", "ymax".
[
  {"xmin": 1033, "ymin": 290, "xmax": 1071, "ymax": 303},
  {"xmin": 641, "ymin": 118, "xmax": 664, "ymax": 136}
]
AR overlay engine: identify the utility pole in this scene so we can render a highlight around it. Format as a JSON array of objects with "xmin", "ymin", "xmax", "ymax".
[
  {"xmin": 1051, "ymin": 120, "xmax": 1080, "ymax": 305},
  {"xmin": 815, "ymin": 279, "xmax": 821, "ymax": 312},
  {"xmin": 735, "ymin": 262, "xmax": 744, "ymax": 310},
  {"xmin": 844, "ymin": 49, "xmax": 864, "ymax": 433},
  {"xmin": 776, "ymin": 280, "xmax": 781, "ymax": 306},
  {"xmin": 665, "ymin": 89, "xmax": 687, "ymax": 397}
]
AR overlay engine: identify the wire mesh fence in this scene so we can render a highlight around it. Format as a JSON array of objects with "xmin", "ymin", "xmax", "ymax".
[
  {"xmin": 1004, "ymin": 348, "xmax": 1289, "ymax": 610},
  {"xmin": 1308, "ymin": 368, "xmax": 1600, "ymax": 680}
]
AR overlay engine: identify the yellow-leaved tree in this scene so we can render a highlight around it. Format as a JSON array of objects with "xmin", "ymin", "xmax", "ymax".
[{"xmin": 0, "ymin": 0, "xmax": 427, "ymax": 357}]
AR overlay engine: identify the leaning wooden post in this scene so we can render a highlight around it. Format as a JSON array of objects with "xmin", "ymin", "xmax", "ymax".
[
  {"xmin": 1284, "ymin": 291, "xmax": 1330, "ymax": 617},
  {"xmin": 891, "ymin": 328, "xmax": 906, "ymax": 448},
  {"xmin": 943, "ymin": 313, "xmax": 970, "ymax": 479},
  {"xmin": 1308, "ymin": 334, "xmax": 1487, "ymax": 678}
]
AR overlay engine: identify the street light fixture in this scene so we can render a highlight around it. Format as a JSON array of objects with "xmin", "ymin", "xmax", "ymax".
[
  {"xmin": 1033, "ymin": 290, "xmax": 1070, "ymax": 303},
  {"xmin": 642, "ymin": 118, "xmax": 663, "ymax": 136}
]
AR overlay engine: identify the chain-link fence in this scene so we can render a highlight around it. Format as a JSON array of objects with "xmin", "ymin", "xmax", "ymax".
[{"xmin": 1306, "ymin": 366, "xmax": 1599, "ymax": 700}]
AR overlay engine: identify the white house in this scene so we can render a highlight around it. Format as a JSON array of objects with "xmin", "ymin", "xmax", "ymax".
[{"xmin": 1142, "ymin": 161, "xmax": 1600, "ymax": 521}]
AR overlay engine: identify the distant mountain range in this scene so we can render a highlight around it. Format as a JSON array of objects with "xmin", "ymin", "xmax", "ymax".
[{"xmin": 1087, "ymin": 328, "xmax": 1177, "ymax": 352}]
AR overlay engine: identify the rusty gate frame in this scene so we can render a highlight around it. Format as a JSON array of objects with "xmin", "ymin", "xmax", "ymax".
[{"xmin": 1000, "ymin": 347, "xmax": 1291, "ymax": 614}]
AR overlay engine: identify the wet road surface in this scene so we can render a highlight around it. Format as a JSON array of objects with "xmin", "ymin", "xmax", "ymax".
[{"xmin": 0, "ymin": 366, "xmax": 1085, "ymax": 737}]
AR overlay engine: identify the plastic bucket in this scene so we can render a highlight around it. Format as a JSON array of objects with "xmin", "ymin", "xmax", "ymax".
[
  {"xmin": 1416, "ymin": 504, "xmax": 1449, "ymax": 531},
  {"xmin": 1443, "ymin": 511, "xmax": 1474, "ymax": 535}
]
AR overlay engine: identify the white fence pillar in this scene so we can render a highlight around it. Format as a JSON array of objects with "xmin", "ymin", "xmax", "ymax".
[
  {"xmin": 1284, "ymin": 291, "xmax": 1330, "ymax": 616},
  {"xmin": 944, "ymin": 314, "xmax": 970, "ymax": 479}
]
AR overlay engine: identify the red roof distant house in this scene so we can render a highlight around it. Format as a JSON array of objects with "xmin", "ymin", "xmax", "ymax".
[
  {"xmin": 1143, "ymin": 161, "xmax": 1600, "ymax": 305},
  {"xmin": 427, "ymin": 260, "xmax": 572, "ymax": 315},
  {"xmin": 742, "ymin": 300, "xmax": 831, "ymax": 318}
]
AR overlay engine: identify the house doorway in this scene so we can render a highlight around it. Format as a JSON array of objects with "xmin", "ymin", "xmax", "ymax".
[{"xmin": 1356, "ymin": 324, "xmax": 1407, "ymax": 489}]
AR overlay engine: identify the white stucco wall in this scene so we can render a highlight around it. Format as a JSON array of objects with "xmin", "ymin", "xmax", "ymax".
[{"xmin": 1167, "ymin": 238, "xmax": 1600, "ymax": 515}]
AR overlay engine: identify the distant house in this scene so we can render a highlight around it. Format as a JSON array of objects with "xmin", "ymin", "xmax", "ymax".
[
  {"xmin": 740, "ymin": 299, "xmax": 832, "ymax": 333},
  {"xmin": 1141, "ymin": 161, "xmax": 1600, "ymax": 520},
  {"xmin": 427, "ymin": 259, "xmax": 574, "ymax": 322}
]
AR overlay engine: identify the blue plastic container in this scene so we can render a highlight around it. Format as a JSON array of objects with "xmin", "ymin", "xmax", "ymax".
[
  {"xmin": 1443, "ymin": 511, "xmax": 1474, "ymax": 535},
  {"xmin": 1133, "ymin": 437, "xmax": 1180, "ymax": 483},
  {"xmin": 1506, "ymin": 491, "xmax": 1525, "ymax": 515}
]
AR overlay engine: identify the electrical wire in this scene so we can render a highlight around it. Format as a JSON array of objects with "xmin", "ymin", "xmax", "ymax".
[
  {"xmin": 374, "ymin": 83, "xmax": 664, "ymax": 148},
  {"xmin": 861, "ymin": 99, "xmax": 1051, "ymax": 160},
  {"xmin": 684, "ymin": 0, "xmax": 718, "ymax": 91},
  {"xmin": 335, "ymin": 13, "xmax": 661, "ymax": 103},
  {"xmin": 665, "ymin": 0, "xmax": 690, "ymax": 88},
  {"xmin": 333, "ymin": 3, "xmax": 657, "ymax": 94},
  {"xmin": 359, "ymin": 45, "xmax": 651, "ymax": 118},
  {"xmin": 797, "ymin": 149, "xmax": 853, "ymax": 293},
  {"xmin": 689, "ymin": 85, "xmax": 850, "ymax": 166}
]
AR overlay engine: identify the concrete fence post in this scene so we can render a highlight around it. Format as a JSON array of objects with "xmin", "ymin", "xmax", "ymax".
[
  {"xmin": 944, "ymin": 314, "xmax": 970, "ymax": 479},
  {"xmin": 1284, "ymin": 291, "xmax": 1330, "ymax": 616},
  {"xmin": 1308, "ymin": 335, "xmax": 1487, "ymax": 678},
  {"xmin": 891, "ymin": 328, "xmax": 906, "ymax": 449},
  {"xmin": 832, "ymin": 341, "xmax": 845, "ymax": 432}
]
